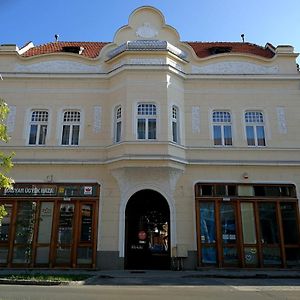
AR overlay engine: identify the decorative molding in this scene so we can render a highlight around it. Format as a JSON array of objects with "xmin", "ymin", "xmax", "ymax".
[
  {"xmin": 6, "ymin": 106, "xmax": 16, "ymax": 133},
  {"xmin": 14, "ymin": 61, "xmax": 103, "ymax": 73},
  {"xmin": 93, "ymin": 106, "xmax": 102, "ymax": 133},
  {"xmin": 276, "ymin": 107, "xmax": 287, "ymax": 134},
  {"xmin": 192, "ymin": 62, "xmax": 279, "ymax": 74},
  {"xmin": 192, "ymin": 106, "xmax": 201, "ymax": 133},
  {"xmin": 129, "ymin": 58, "xmax": 165, "ymax": 65},
  {"xmin": 136, "ymin": 23, "xmax": 158, "ymax": 39}
]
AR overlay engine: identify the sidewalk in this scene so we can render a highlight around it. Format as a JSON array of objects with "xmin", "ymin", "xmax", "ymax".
[{"xmin": 0, "ymin": 268, "xmax": 299, "ymax": 285}]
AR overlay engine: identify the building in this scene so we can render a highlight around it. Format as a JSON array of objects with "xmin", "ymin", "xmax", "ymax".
[{"xmin": 0, "ymin": 6, "xmax": 299, "ymax": 270}]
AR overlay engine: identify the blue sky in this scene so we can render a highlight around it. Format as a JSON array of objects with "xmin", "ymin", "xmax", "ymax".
[{"xmin": 1, "ymin": 0, "xmax": 300, "ymax": 62}]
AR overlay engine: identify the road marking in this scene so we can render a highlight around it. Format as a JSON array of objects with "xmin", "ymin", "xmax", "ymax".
[{"xmin": 232, "ymin": 286, "xmax": 300, "ymax": 291}]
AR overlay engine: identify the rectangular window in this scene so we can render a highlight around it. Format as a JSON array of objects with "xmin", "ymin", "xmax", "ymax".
[
  {"xmin": 61, "ymin": 111, "xmax": 81, "ymax": 145},
  {"xmin": 137, "ymin": 103, "xmax": 157, "ymax": 140},
  {"xmin": 28, "ymin": 110, "xmax": 48, "ymax": 145},
  {"xmin": 212, "ymin": 111, "xmax": 232, "ymax": 146},
  {"xmin": 245, "ymin": 111, "xmax": 266, "ymax": 146}
]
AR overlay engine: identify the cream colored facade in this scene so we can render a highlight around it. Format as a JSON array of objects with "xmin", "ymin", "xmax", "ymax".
[{"xmin": 0, "ymin": 6, "xmax": 300, "ymax": 269}]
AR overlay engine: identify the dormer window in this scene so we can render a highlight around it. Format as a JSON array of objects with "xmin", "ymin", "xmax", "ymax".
[
  {"xmin": 62, "ymin": 46, "xmax": 84, "ymax": 54},
  {"xmin": 209, "ymin": 47, "xmax": 232, "ymax": 55}
]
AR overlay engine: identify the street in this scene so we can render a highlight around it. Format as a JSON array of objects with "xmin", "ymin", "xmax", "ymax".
[{"xmin": 1, "ymin": 278, "xmax": 300, "ymax": 300}]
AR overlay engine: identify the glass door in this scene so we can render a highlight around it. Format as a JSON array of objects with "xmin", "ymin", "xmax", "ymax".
[
  {"xmin": 0, "ymin": 203, "xmax": 13, "ymax": 266},
  {"xmin": 258, "ymin": 202, "xmax": 282, "ymax": 266},
  {"xmin": 76, "ymin": 203, "xmax": 95, "ymax": 267},
  {"xmin": 240, "ymin": 202, "xmax": 259, "ymax": 267},
  {"xmin": 220, "ymin": 202, "xmax": 239, "ymax": 266},
  {"xmin": 55, "ymin": 203, "xmax": 75, "ymax": 266}
]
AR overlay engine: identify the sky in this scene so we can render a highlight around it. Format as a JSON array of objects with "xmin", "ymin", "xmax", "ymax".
[{"xmin": 1, "ymin": 0, "xmax": 300, "ymax": 62}]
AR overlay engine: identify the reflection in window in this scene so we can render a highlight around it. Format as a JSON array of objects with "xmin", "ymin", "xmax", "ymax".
[
  {"xmin": 200, "ymin": 202, "xmax": 215, "ymax": 243},
  {"xmin": 0, "ymin": 204, "xmax": 12, "ymax": 242},
  {"xmin": 259, "ymin": 203, "xmax": 279, "ymax": 244},
  {"xmin": 57, "ymin": 204, "xmax": 74, "ymax": 245},
  {"xmin": 221, "ymin": 203, "xmax": 237, "ymax": 244},
  {"xmin": 280, "ymin": 203, "xmax": 299, "ymax": 244},
  {"xmin": 80, "ymin": 205, "xmax": 93, "ymax": 242}
]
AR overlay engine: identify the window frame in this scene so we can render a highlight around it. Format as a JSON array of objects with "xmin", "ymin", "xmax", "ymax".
[
  {"xmin": 172, "ymin": 105, "xmax": 180, "ymax": 143},
  {"xmin": 61, "ymin": 110, "xmax": 81, "ymax": 146},
  {"xmin": 244, "ymin": 111, "xmax": 266, "ymax": 147},
  {"xmin": 114, "ymin": 105, "xmax": 122, "ymax": 143},
  {"xmin": 212, "ymin": 111, "xmax": 233, "ymax": 146},
  {"xmin": 136, "ymin": 103, "xmax": 157, "ymax": 140},
  {"xmin": 28, "ymin": 110, "xmax": 49, "ymax": 146}
]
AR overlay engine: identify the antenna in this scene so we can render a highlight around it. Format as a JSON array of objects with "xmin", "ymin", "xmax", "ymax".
[
  {"xmin": 55, "ymin": 34, "xmax": 59, "ymax": 42},
  {"xmin": 241, "ymin": 34, "xmax": 245, "ymax": 43}
]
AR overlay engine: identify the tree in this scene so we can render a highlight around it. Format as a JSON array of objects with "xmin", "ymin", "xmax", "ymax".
[{"xmin": 0, "ymin": 99, "xmax": 14, "ymax": 223}]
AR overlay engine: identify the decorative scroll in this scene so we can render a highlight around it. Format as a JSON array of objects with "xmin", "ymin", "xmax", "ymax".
[
  {"xmin": 192, "ymin": 106, "xmax": 201, "ymax": 133},
  {"xmin": 93, "ymin": 106, "xmax": 101, "ymax": 133},
  {"xmin": 276, "ymin": 107, "xmax": 287, "ymax": 134}
]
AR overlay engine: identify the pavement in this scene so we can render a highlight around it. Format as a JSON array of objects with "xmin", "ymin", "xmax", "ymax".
[{"xmin": 0, "ymin": 268, "xmax": 299, "ymax": 285}]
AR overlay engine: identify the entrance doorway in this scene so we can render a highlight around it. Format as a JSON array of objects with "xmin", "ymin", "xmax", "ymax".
[{"xmin": 125, "ymin": 190, "xmax": 170, "ymax": 270}]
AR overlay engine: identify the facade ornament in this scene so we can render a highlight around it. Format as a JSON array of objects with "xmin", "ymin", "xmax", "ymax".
[
  {"xmin": 276, "ymin": 107, "xmax": 287, "ymax": 134},
  {"xmin": 136, "ymin": 23, "xmax": 158, "ymax": 39}
]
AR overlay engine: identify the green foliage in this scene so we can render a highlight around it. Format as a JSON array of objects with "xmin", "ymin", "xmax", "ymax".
[{"xmin": 0, "ymin": 99, "xmax": 14, "ymax": 223}]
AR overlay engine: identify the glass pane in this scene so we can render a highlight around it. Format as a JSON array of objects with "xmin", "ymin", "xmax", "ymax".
[
  {"xmin": 38, "ymin": 125, "xmax": 47, "ymax": 145},
  {"xmin": 200, "ymin": 202, "xmax": 215, "ymax": 243},
  {"xmin": 77, "ymin": 247, "xmax": 92, "ymax": 264},
  {"xmin": 15, "ymin": 202, "xmax": 36, "ymax": 244},
  {"xmin": 57, "ymin": 204, "xmax": 74, "ymax": 245},
  {"xmin": 148, "ymin": 119, "xmax": 156, "ymax": 139},
  {"xmin": 259, "ymin": 203, "xmax": 279, "ymax": 244},
  {"xmin": 0, "ymin": 247, "xmax": 9, "ymax": 264},
  {"xmin": 241, "ymin": 203, "xmax": 257, "ymax": 244},
  {"xmin": 201, "ymin": 247, "xmax": 216, "ymax": 264},
  {"xmin": 13, "ymin": 246, "xmax": 32, "ymax": 264},
  {"xmin": 280, "ymin": 203, "xmax": 299, "ymax": 244},
  {"xmin": 246, "ymin": 126, "xmax": 255, "ymax": 146},
  {"xmin": 201, "ymin": 185, "xmax": 213, "ymax": 196},
  {"xmin": 80, "ymin": 204, "xmax": 93, "ymax": 242},
  {"xmin": 223, "ymin": 247, "xmax": 238, "ymax": 265},
  {"xmin": 215, "ymin": 185, "xmax": 226, "ymax": 196},
  {"xmin": 35, "ymin": 247, "xmax": 50, "ymax": 264},
  {"xmin": 224, "ymin": 125, "xmax": 232, "ymax": 145},
  {"xmin": 29, "ymin": 124, "xmax": 37, "ymax": 144},
  {"xmin": 56, "ymin": 247, "xmax": 71, "ymax": 264},
  {"xmin": 71, "ymin": 125, "xmax": 80, "ymax": 145},
  {"xmin": 262, "ymin": 247, "xmax": 281, "ymax": 265},
  {"xmin": 116, "ymin": 121, "xmax": 121, "ymax": 142},
  {"xmin": 244, "ymin": 247, "xmax": 258, "ymax": 266},
  {"xmin": 0, "ymin": 204, "xmax": 12, "ymax": 242},
  {"xmin": 38, "ymin": 202, "xmax": 54, "ymax": 244},
  {"xmin": 285, "ymin": 248, "xmax": 300, "ymax": 267},
  {"xmin": 137, "ymin": 119, "xmax": 145, "ymax": 139},
  {"xmin": 62, "ymin": 125, "xmax": 70, "ymax": 145},
  {"xmin": 221, "ymin": 203, "xmax": 237, "ymax": 244},
  {"xmin": 213, "ymin": 125, "xmax": 222, "ymax": 145},
  {"xmin": 172, "ymin": 121, "xmax": 178, "ymax": 143},
  {"xmin": 256, "ymin": 126, "xmax": 266, "ymax": 146}
]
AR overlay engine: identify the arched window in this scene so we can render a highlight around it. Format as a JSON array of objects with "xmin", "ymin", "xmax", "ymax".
[
  {"xmin": 212, "ymin": 111, "xmax": 232, "ymax": 146},
  {"xmin": 114, "ymin": 105, "xmax": 122, "ymax": 143},
  {"xmin": 61, "ymin": 110, "xmax": 81, "ymax": 145},
  {"xmin": 137, "ymin": 103, "xmax": 157, "ymax": 140},
  {"xmin": 245, "ymin": 111, "xmax": 266, "ymax": 146},
  {"xmin": 172, "ymin": 106, "xmax": 179, "ymax": 143},
  {"xmin": 28, "ymin": 110, "xmax": 48, "ymax": 145}
]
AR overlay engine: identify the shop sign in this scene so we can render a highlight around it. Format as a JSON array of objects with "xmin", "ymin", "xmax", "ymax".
[{"xmin": 2, "ymin": 185, "xmax": 57, "ymax": 197}]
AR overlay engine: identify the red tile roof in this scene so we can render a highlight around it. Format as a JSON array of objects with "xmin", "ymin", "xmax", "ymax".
[
  {"xmin": 185, "ymin": 42, "xmax": 275, "ymax": 59},
  {"xmin": 21, "ymin": 41, "xmax": 275, "ymax": 59},
  {"xmin": 22, "ymin": 42, "xmax": 109, "ymax": 58}
]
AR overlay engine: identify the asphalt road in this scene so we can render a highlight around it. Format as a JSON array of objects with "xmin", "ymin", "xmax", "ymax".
[{"xmin": 1, "ymin": 278, "xmax": 300, "ymax": 300}]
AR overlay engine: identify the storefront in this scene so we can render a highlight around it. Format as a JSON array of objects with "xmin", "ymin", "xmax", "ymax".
[
  {"xmin": 0, "ymin": 183, "xmax": 99, "ymax": 268},
  {"xmin": 195, "ymin": 183, "xmax": 300, "ymax": 268}
]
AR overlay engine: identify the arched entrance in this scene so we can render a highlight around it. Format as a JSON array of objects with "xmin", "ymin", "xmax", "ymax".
[{"xmin": 125, "ymin": 189, "xmax": 171, "ymax": 269}]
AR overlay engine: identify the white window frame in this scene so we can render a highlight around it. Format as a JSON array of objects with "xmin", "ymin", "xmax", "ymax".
[
  {"xmin": 61, "ymin": 110, "xmax": 81, "ymax": 146},
  {"xmin": 136, "ymin": 103, "xmax": 157, "ymax": 140},
  {"xmin": 28, "ymin": 110, "xmax": 48, "ymax": 145},
  {"xmin": 212, "ymin": 111, "xmax": 233, "ymax": 146},
  {"xmin": 114, "ymin": 105, "xmax": 122, "ymax": 143},
  {"xmin": 172, "ymin": 105, "xmax": 180, "ymax": 143},
  {"xmin": 244, "ymin": 111, "xmax": 266, "ymax": 147}
]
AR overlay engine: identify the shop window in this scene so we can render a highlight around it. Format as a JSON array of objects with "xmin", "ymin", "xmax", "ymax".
[
  {"xmin": 137, "ymin": 103, "xmax": 157, "ymax": 140},
  {"xmin": 212, "ymin": 111, "xmax": 232, "ymax": 146},
  {"xmin": 114, "ymin": 105, "xmax": 122, "ymax": 143},
  {"xmin": 61, "ymin": 110, "xmax": 81, "ymax": 145},
  {"xmin": 172, "ymin": 105, "xmax": 179, "ymax": 143},
  {"xmin": 245, "ymin": 111, "xmax": 266, "ymax": 146},
  {"xmin": 28, "ymin": 110, "xmax": 48, "ymax": 145}
]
